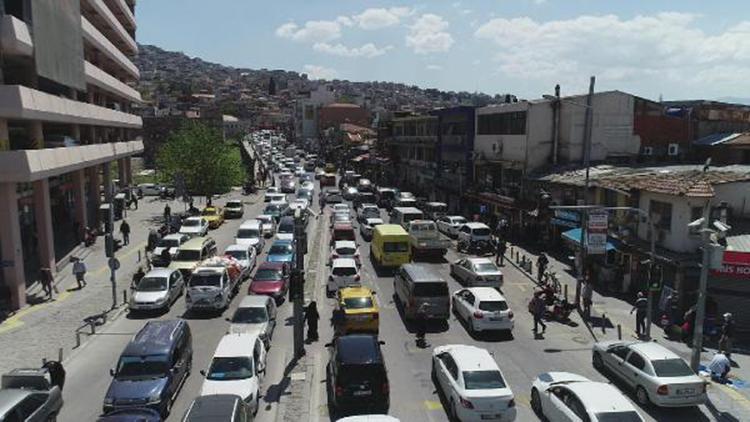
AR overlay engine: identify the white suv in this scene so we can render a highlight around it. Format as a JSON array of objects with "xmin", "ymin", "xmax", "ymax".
[
  {"xmin": 327, "ymin": 258, "xmax": 361, "ymax": 297},
  {"xmin": 457, "ymin": 222, "xmax": 493, "ymax": 246}
]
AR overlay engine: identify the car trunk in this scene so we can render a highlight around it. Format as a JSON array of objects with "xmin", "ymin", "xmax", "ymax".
[
  {"xmin": 466, "ymin": 390, "xmax": 514, "ymax": 413},
  {"xmin": 338, "ymin": 364, "xmax": 388, "ymax": 403}
]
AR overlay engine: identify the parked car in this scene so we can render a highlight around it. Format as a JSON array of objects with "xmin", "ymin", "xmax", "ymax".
[
  {"xmin": 266, "ymin": 240, "xmax": 296, "ymax": 268},
  {"xmin": 452, "ymin": 287, "xmax": 514, "ymax": 334},
  {"xmin": 228, "ymin": 295, "xmax": 277, "ymax": 349},
  {"xmin": 437, "ymin": 215, "xmax": 468, "ymax": 238},
  {"xmin": 104, "ymin": 320, "xmax": 192, "ymax": 417},
  {"xmin": 248, "ymin": 262, "xmax": 290, "ymax": 303},
  {"xmin": 592, "ymin": 341, "xmax": 707, "ymax": 407},
  {"xmin": 0, "ymin": 368, "xmax": 64, "ymax": 422},
  {"xmin": 531, "ymin": 372, "xmax": 644, "ymax": 422},
  {"xmin": 325, "ymin": 335, "xmax": 389, "ymax": 415},
  {"xmin": 235, "ymin": 220, "xmax": 265, "ymax": 254},
  {"xmin": 360, "ymin": 217, "xmax": 384, "ymax": 240},
  {"xmin": 450, "ymin": 258, "xmax": 504, "ymax": 289},
  {"xmin": 152, "ymin": 233, "xmax": 190, "ymax": 267},
  {"xmin": 136, "ymin": 183, "xmax": 164, "ymax": 197},
  {"xmin": 201, "ymin": 207, "xmax": 225, "ymax": 229},
  {"xmin": 129, "ymin": 268, "xmax": 185, "ymax": 313},
  {"xmin": 179, "ymin": 217, "xmax": 209, "ymax": 237},
  {"xmin": 327, "ymin": 258, "xmax": 361, "ymax": 297},
  {"xmin": 223, "ymin": 244, "xmax": 257, "ymax": 280},
  {"xmin": 432, "ymin": 344, "xmax": 516, "ymax": 421},
  {"xmin": 200, "ymin": 334, "xmax": 266, "ymax": 416},
  {"xmin": 256, "ymin": 214, "xmax": 276, "ymax": 238},
  {"xmin": 223, "ymin": 200, "xmax": 244, "ymax": 219},
  {"xmin": 180, "ymin": 394, "xmax": 251, "ymax": 422},
  {"xmin": 337, "ymin": 286, "xmax": 379, "ymax": 334}
]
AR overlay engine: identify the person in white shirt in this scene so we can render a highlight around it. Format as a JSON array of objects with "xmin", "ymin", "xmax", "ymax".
[
  {"xmin": 72, "ymin": 258, "xmax": 87, "ymax": 289},
  {"xmin": 708, "ymin": 352, "xmax": 731, "ymax": 383}
]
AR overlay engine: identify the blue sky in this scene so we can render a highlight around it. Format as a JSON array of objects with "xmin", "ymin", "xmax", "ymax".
[{"xmin": 137, "ymin": 0, "xmax": 750, "ymax": 101}]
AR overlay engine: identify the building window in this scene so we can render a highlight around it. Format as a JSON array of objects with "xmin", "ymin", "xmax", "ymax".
[
  {"xmin": 650, "ymin": 200, "xmax": 673, "ymax": 231},
  {"xmin": 441, "ymin": 121, "xmax": 467, "ymax": 135},
  {"xmin": 478, "ymin": 112, "xmax": 527, "ymax": 135}
]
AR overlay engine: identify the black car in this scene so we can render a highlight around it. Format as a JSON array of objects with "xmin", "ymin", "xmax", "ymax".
[
  {"xmin": 280, "ymin": 178, "xmax": 296, "ymax": 194},
  {"xmin": 181, "ymin": 394, "xmax": 252, "ymax": 422},
  {"xmin": 325, "ymin": 334, "xmax": 389, "ymax": 415},
  {"xmin": 323, "ymin": 190, "xmax": 343, "ymax": 204}
]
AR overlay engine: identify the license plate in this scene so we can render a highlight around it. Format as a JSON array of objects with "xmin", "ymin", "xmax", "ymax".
[
  {"xmin": 677, "ymin": 388, "xmax": 695, "ymax": 395},
  {"xmin": 490, "ymin": 316, "xmax": 504, "ymax": 321},
  {"xmin": 352, "ymin": 390, "xmax": 372, "ymax": 396}
]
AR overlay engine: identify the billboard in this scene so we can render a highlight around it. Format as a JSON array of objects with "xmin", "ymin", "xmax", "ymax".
[{"xmin": 31, "ymin": 0, "xmax": 86, "ymax": 90}]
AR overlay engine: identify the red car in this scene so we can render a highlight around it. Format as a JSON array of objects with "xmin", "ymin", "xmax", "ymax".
[
  {"xmin": 248, "ymin": 262, "xmax": 289, "ymax": 303},
  {"xmin": 331, "ymin": 222, "xmax": 356, "ymax": 245}
]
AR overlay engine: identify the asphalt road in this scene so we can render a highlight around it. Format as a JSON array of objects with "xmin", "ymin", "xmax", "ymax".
[{"xmin": 59, "ymin": 171, "xmax": 718, "ymax": 422}]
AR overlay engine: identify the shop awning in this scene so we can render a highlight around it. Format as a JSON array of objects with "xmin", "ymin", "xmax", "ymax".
[{"xmin": 562, "ymin": 228, "xmax": 617, "ymax": 251}]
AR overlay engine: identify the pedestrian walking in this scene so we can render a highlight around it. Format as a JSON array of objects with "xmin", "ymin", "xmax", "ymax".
[
  {"xmin": 163, "ymin": 204, "xmax": 171, "ymax": 222},
  {"xmin": 72, "ymin": 257, "xmax": 87, "ymax": 289},
  {"xmin": 119, "ymin": 220, "xmax": 130, "ymax": 245},
  {"xmin": 719, "ymin": 313, "xmax": 735, "ymax": 358},
  {"xmin": 531, "ymin": 292, "xmax": 547, "ymax": 334},
  {"xmin": 537, "ymin": 253, "xmax": 549, "ymax": 283},
  {"xmin": 415, "ymin": 302, "xmax": 430, "ymax": 348},
  {"xmin": 630, "ymin": 291, "xmax": 648, "ymax": 337},
  {"xmin": 495, "ymin": 238, "xmax": 507, "ymax": 266},
  {"xmin": 146, "ymin": 228, "xmax": 159, "ymax": 252},
  {"xmin": 39, "ymin": 267, "xmax": 54, "ymax": 300},
  {"xmin": 131, "ymin": 266, "xmax": 145, "ymax": 289},
  {"xmin": 582, "ymin": 280, "xmax": 593, "ymax": 320},
  {"xmin": 305, "ymin": 301, "xmax": 320, "ymax": 341}
]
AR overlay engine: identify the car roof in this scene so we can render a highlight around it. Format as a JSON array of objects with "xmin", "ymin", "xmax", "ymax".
[
  {"xmin": 333, "ymin": 223, "xmax": 354, "ymax": 230},
  {"xmin": 332, "ymin": 258, "xmax": 357, "ymax": 267},
  {"xmin": 464, "ymin": 287, "xmax": 506, "ymax": 301},
  {"xmin": 629, "ymin": 341, "xmax": 681, "ymax": 360},
  {"xmin": 181, "ymin": 236, "xmax": 210, "ymax": 250},
  {"xmin": 272, "ymin": 239, "xmax": 293, "ymax": 246},
  {"xmin": 361, "ymin": 203, "xmax": 378, "ymax": 208},
  {"xmin": 466, "ymin": 257, "xmax": 494, "ymax": 265},
  {"xmin": 163, "ymin": 233, "xmax": 187, "ymax": 241},
  {"xmin": 440, "ymin": 345, "xmax": 498, "ymax": 372},
  {"xmin": 257, "ymin": 261, "xmax": 285, "ymax": 270},
  {"xmin": 393, "ymin": 207, "xmax": 421, "ymax": 214},
  {"xmin": 257, "ymin": 214, "xmax": 272, "ymax": 220},
  {"xmin": 336, "ymin": 335, "xmax": 383, "ymax": 365},
  {"xmin": 183, "ymin": 394, "xmax": 242, "ymax": 422},
  {"xmin": 238, "ymin": 295, "xmax": 270, "ymax": 308},
  {"xmin": 464, "ymin": 222, "xmax": 490, "ymax": 229},
  {"xmin": 334, "ymin": 240, "xmax": 357, "ymax": 248},
  {"xmin": 340, "ymin": 286, "xmax": 373, "ymax": 298},
  {"xmin": 426, "ymin": 202, "xmax": 447, "ymax": 206},
  {"xmin": 214, "ymin": 333, "xmax": 259, "ymax": 357},
  {"xmin": 224, "ymin": 244, "xmax": 249, "ymax": 252},
  {"xmin": 0, "ymin": 389, "xmax": 30, "ymax": 415},
  {"xmin": 374, "ymin": 224, "xmax": 407, "ymax": 236},
  {"xmin": 184, "ymin": 216, "xmax": 204, "ymax": 221},
  {"xmin": 365, "ymin": 218, "xmax": 384, "ymax": 223},
  {"xmin": 565, "ymin": 382, "xmax": 636, "ymax": 412},
  {"xmin": 447, "ymin": 215, "xmax": 466, "ymax": 220},
  {"xmin": 144, "ymin": 268, "xmax": 175, "ymax": 278},
  {"xmin": 123, "ymin": 319, "xmax": 186, "ymax": 356},
  {"xmin": 401, "ymin": 264, "xmax": 443, "ymax": 282},
  {"xmin": 410, "ymin": 219, "xmax": 435, "ymax": 225}
]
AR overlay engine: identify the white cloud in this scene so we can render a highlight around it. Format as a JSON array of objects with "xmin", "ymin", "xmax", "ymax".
[
  {"xmin": 275, "ymin": 20, "xmax": 342, "ymax": 43},
  {"xmin": 336, "ymin": 16, "xmax": 354, "ymax": 27},
  {"xmin": 302, "ymin": 64, "xmax": 338, "ymax": 80},
  {"xmin": 353, "ymin": 7, "xmax": 413, "ymax": 30},
  {"xmin": 406, "ymin": 14, "xmax": 455, "ymax": 54},
  {"xmin": 462, "ymin": 9, "xmax": 473, "ymax": 15},
  {"xmin": 474, "ymin": 13, "xmax": 750, "ymax": 92},
  {"xmin": 313, "ymin": 42, "xmax": 392, "ymax": 58},
  {"xmin": 426, "ymin": 64, "xmax": 443, "ymax": 71}
]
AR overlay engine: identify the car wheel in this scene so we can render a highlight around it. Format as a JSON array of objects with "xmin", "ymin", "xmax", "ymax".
[
  {"xmin": 636, "ymin": 386, "xmax": 650, "ymax": 406},
  {"xmin": 592, "ymin": 352, "xmax": 604, "ymax": 370},
  {"xmin": 530, "ymin": 388, "xmax": 542, "ymax": 415}
]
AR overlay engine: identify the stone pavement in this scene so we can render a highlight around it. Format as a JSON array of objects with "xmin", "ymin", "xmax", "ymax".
[
  {"xmin": 505, "ymin": 241, "xmax": 750, "ymax": 419},
  {"xmin": 0, "ymin": 195, "xmax": 182, "ymax": 375}
]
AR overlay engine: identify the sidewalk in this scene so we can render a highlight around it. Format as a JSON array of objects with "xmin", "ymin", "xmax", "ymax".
[
  {"xmin": 0, "ymin": 196, "xmax": 180, "ymax": 375},
  {"xmin": 505, "ymin": 241, "xmax": 750, "ymax": 418}
]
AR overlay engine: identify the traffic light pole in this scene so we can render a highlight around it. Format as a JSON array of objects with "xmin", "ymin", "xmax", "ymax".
[
  {"xmin": 292, "ymin": 209, "xmax": 306, "ymax": 358},
  {"xmin": 106, "ymin": 181, "xmax": 117, "ymax": 310}
]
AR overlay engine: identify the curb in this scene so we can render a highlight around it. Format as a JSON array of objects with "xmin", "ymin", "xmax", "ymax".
[{"xmin": 61, "ymin": 304, "xmax": 130, "ymax": 366}]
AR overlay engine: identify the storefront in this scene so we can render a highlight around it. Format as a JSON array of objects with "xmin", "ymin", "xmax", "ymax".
[{"xmin": 709, "ymin": 248, "xmax": 750, "ymax": 343}]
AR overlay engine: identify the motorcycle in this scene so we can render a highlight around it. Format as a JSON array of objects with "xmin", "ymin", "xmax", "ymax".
[
  {"xmin": 458, "ymin": 239, "xmax": 494, "ymax": 256},
  {"xmin": 547, "ymin": 297, "xmax": 575, "ymax": 321}
]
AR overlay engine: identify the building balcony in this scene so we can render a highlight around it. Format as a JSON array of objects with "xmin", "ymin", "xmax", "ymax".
[
  {"xmin": 0, "ymin": 14, "xmax": 33, "ymax": 57},
  {"xmin": 105, "ymin": 0, "xmax": 136, "ymax": 30},
  {"xmin": 83, "ymin": 0, "xmax": 138, "ymax": 55},
  {"xmin": 85, "ymin": 61, "xmax": 141, "ymax": 104},
  {"xmin": 81, "ymin": 16, "xmax": 139, "ymax": 80},
  {"xmin": 0, "ymin": 85, "xmax": 143, "ymax": 128}
]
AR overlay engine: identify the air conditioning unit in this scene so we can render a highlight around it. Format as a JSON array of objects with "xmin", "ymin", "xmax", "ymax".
[
  {"xmin": 642, "ymin": 146, "xmax": 653, "ymax": 156},
  {"xmin": 668, "ymin": 143, "xmax": 680, "ymax": 156}
]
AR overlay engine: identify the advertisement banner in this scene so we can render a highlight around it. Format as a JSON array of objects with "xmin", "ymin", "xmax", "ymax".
[{"xmin": 587, "ymin": 211, "xmax": 608, "ymax": 254}]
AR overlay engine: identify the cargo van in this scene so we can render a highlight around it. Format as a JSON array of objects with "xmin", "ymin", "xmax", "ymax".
[
  {"xmin": 393, "ymin": 264, "xmax": 450, "ymax": 321},
  {"xmin": 370, "ymin": 224, "xmax": 410, "ymax": 269},
  {"xmin": 389, "ymin": 207, "xmax": 424, "ymax": 230}
]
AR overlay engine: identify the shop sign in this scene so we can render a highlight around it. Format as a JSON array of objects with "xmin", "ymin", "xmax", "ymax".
[
  {"xmin": 710, "ymin": 251, "xmax": 750, "ymax": 279},
  {"xmin": 587, "ymin": 211, "xmax": 608, "ymax": 255}
]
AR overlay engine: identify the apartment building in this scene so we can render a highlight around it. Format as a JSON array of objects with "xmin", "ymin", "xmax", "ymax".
[{"xmin": 0, "ymin": 0, "xmax": 143, "ymax": 310}]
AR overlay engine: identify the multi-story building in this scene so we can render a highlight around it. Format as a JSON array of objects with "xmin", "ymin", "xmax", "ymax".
[
  {"xmin": 294, "ymin": 84, "xmax": 335, "ymax": 141},
  {"xmin": 388, "ymin": 115, "xmax": 438, "ymax": 195},
  {"xmin": 0, "ymin": 0, "xmax": 143, "ymax": 310}
]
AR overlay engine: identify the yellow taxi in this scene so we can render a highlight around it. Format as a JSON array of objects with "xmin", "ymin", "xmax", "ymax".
[
  {"xmin": 201, "ymin": 206, "xmax": 225, "ymax": 229},
  {"xmin": 337, "ymin": 286, "xmax": 379, "ymax": 334}
]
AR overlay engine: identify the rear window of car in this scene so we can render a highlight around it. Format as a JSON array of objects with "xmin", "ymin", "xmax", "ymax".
[
  {"xmin": 334, "ymin": 229, "xmax": 356, "ymax": 240},
  {"xmin": 652, "ymin": 358, "xmax": 694, "ymax": 377},
  {"xmin": 594, "ymin": 412, "xmax": 643, "ymax": 422},
  {"xmin": 333, "ymin": 266, "xmax": 358, "ymax": 276},
  {"xmin": 472, "ymin": 228, "xmax": 491, "ymax": 236},
  {"xmin": 413, "ymin": 282, "xmax": 448, "ymax": 297},
  {"xmin": 340, "ymin": 364, "xmax": 385, "ymax": 383},
  {"xmin": 344, "ymin": 297, "xmax": 374, "ymax": 309},
  {"xmin": 383, "ymin": 242, "xmax": 409, "ymax": 253},
  {"xmin": 478, "ymin": 300, "xmax": 508, "ymax": 312},
  {"xmin": 462, "ymin": 370, "xmax": 507, "ymax": 390}
]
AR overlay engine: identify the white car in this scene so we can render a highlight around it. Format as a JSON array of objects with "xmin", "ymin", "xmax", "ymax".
[
  {"xmin": 360, "ymin": 217, "xmax": 384, "ymax": 240},
  {"xmin": 223, "ymin": 244, "xmax": 257, "ymax": 280},
  {"xmin": 228, "ymin": 295, "xmax": 277, "ymax": 349},
  {"xmin": 224, "ymin": 199, "xmax": 244, "ymax": 218},
  {"xmin": 327, "ymin": 258, "xmax": 361, "ymax": 297},
  {"xmin": 264, "ymin": 192, "xmax": 286, "ymax": 203},
  {"xmin": 437, "ymin": 215, "xmax": 469, "ymax": 237},
  {"xmin": 236, "ymin": 219, "xmax": 265, "ymax": 253},
  {"xmin": 151, "ymin": 233, "xmax": 189, "ymax": 267},
  {"xmin": 300, "ymin": 181, "xmax": 315, "ymax": 192},
  {"xmin": 329, "ymin": 240, "xmax": 361, "ymax": 266},
  {"xmin": 357, "ymin": 204, "xmax": 380, "ymax": 222},
  {"xmin": 179, "ymin": 217, "xmax": 209, "ymax": 237},
  {"xmin": 338, "ymin": 417, "xmax": 400, "ymax": 422},
  {"xmin": 530, "ymin": 372, "xmax": 644, "ymax": 422},
  {"xmin": 452, "ymin": 288, "xmax": 514, "ymax": 334},
  {"xmin": 257, "ymin": 214, "xmax": 276, "ymax": 238},
  {"xmin": 592, "ymin": 341, "xmax": 707, "ymax": 407},
  {"xmin": 200, "ymin": 333, "xmax": 267, "ymax": 416},
  {"xmin": 432, "ymin": 344, "xmax": 516, "ymax": 421},
  {"xmin": 450, "ymin": 258, "xmax": 503, "ymax": 289},
  {"xmin": 332, "ymin": 203, "xmax": 350, "ymax": 214},
  {"xmin": 129, "ymin": 268, "xmax": 184, "ymax": 312},
  {"xmin": 457, "ymin": 222, "xmax": 493, "ymax": 246}
]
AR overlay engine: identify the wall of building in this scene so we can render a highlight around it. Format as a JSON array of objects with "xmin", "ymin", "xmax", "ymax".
[{"xmin": 319, "ymin": 105, "xmax": 369, "ymax": 131}]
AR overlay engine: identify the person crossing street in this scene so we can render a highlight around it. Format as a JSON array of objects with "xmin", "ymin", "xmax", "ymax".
[{"xmin": 530, "ymin": 292, "xmax": 547, "ymax": 335}]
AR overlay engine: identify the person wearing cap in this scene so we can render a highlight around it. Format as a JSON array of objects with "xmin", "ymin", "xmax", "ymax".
[
  {"xmin": 630, "ymin": 291, "xmax": 648, "ymax": 337},
  {"xmin": 719, "ymin": 313, "xmax": 735, "ymax": 358}
]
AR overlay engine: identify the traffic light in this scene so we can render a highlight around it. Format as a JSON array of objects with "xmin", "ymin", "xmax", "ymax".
[{"xmin": 289, "ymin": 269, "xmax": 304, "ymax": 301}]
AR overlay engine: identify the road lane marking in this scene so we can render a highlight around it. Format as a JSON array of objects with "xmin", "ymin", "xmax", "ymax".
[
  {"xmin": 0, "ymin": 289, "xmax": 73, "ymax": 334},
  {"xmin": 424, "ymin": 400, "xmax": 443, "ymax": 411}
]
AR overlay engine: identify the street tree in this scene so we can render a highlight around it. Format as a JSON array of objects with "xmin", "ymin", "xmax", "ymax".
[{"xmin": 157, "ymin": 122, "xmax": 245, "ymax": 198}]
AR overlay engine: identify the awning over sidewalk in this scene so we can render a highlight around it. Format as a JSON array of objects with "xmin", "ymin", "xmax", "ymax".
[{"xmin": 562, "ymin": 228, "xmax": 617, "ymax": 251}]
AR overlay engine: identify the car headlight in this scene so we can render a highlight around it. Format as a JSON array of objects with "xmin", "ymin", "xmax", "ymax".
[
  {"xmin": 103, "ymin": 397, "xmax": 114, "ymax": 406},
  {"xmin": 147, "ymin": 393, "xmax": 161, "ymax": 404}
]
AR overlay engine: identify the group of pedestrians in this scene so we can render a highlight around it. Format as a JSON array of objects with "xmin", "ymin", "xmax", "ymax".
[{"xmin": 38, "ymin": 257, "xmax": 88, "ymax": 301}]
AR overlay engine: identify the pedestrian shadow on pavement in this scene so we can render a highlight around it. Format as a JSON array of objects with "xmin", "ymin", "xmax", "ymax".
[
  {"xmin": 26, "ymin": 294, "xmax": 52, "ymax": 306},
  {"xmin": 588, "ymin": 315, "xmax": 613, "ymax": 330}
]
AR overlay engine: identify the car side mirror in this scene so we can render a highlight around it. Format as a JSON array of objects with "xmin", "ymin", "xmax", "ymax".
[
  {"xmin": 225, "ymin": 317, "xmax": 231, "ymax": 322},
  {"xmin": 378, "ymin": 340, "xmax": 386, "ymax": 345},
  {"xmin": 324, "ymin": 342, "xmax": 333, "ymax": 348},
  {"xmin": 200, "ymin": 370, "xmax": 206, "ymax": 376},
  {"xmin": 109, "ymin": 368, "xmax": 115, "ymax": 377}
]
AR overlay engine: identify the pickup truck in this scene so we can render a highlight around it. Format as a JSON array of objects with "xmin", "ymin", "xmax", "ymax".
[
  {"xmin": 185, "ymin": 256, "xmax": 242, "ymax": 312},
  {"xmin": 407, "ymin": 220, "xmax": 451, "ymax": 259}
]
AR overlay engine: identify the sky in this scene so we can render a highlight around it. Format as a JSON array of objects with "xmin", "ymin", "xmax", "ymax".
[{"xmin": 137, "ymin": 0, "xmax": 750, "ymax": 101}]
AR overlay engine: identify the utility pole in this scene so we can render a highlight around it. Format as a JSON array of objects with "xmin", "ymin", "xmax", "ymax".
[
  {"xmin": 691, "ymin": 202, "xmax": 713, "ymax": 372},
  {"xmin": 291, "ymin": 209, "xmax": 307, "ymax": 358},
  {"xmin": 105, "ymin": 181, "xmax": 118, "ymax": 309},
  {"xmin": 576, "ymin": 76, "xmax": 596, "ymax": 306},
  {"xmin": 645, "ymin": 217, "xmax": 656, "ymax": 340}
]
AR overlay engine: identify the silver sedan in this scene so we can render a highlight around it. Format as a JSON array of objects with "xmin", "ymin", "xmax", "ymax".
[{"xmin": 450, "ymin": 257, "xmax": 503, "ymax": 289}]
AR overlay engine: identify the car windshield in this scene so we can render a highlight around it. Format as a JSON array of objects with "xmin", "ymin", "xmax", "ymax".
[
  {"xmin": 137, "ymin": 277, "xmax": 167, "ymax": 292},
  {"xmin": 237, "ymin": 229, "xmax": 260, "ymax": 238},
  {"xmin": 201, "ymin": 209, "xmax": 216, "ymax": 216},
  {"xmin": 452, "ymin": 217, "xmax": 468, "ymax": 225},
  {"xmin": 412, "ymin": 223, "xmax": 436, "ymax": 232},
  {"xmin": 333, "ymin": 266, "xmax": 357, "ymax": 276},
  {"xmin": 254, "ymin": 269, "xmax": 282, "ymax": 281},
  {"xmin": 206, "ymin": 357, "xmax": 253, "ymax": 381},
  {"xmin": 231, "ymin": 307, "xmax": 268, "ymax": 323},
  {"xmin": 270, "ymin": 245, "xmax": 292, "ymax": 255},
  {"xmin": 652, "ymin": 358, "xmax": 694, "ymax": 377},
  {"xmin": 189, "ymin": 274, "xmax": 221, "ymax": 287},
  {"xmin": 478, "ymin": 300, "xmax": 508, "ymax": 312},
  {"xmin": 116, "ymin": 355, "xmax": 169, "ymax": 379},
  {"xmin": 175, "ymin": 249, "xmax": 201, "ymax": 261},
  {"xmin": 183, "ymin": 219, "xmax": 201, "ymax": 227},
  {"xmin": 278, "ymin": 222, "xmax": 294, "ymax": 233},
  {"xmin": 227, "ymin": 201, "xmax": 242, "ymax": 208},
  {"xmin": 225, "ymin": 250, "xmax": 247, "ymax": 260},
  {"xmin": 344, "ymin": 297, "xmax": 373, "ymax": 309},
  {"xmin": 475, "ymin": 263, "xmax": 498, "ymax": 272},
  {"xmin": 462, "ymin": 370, "xmax": 507, "ymax": 390},
  {"xmin": 265, "ymin": 205, "xmax": 281, "ymax": 213},
  {"xmin": 414, "ymin": 282, "xmax": 448, "ymax": 297},
  {"xmin": 336, "ymin": 247, "xmax": 356, "ymax": 255},
  {"xmin": 383, "ymin": 242, "xmax": 409, "ymax": 252},
  {"xmin": 594, "ymin": 412, "xmax": 644, "ymax": 422},
  {"xmin": 157, "ymin": 238, "xmax": 179, "ymax": 248},
  {"xmin": 472, "ymin": 228, "xmax": 491, "ymax": 236}
]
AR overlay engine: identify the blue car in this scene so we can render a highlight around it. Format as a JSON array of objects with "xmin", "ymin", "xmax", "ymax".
[
  {"xmin": 97, "ymin": 408, "xmax": 161, "ymax": 421},
  {"xmin": 103, "ymin": 320, "xmax": 192, "ymax": 418},
  {"xmin": 266, "ymin": 240, "xmax": 296, "ymax": 268}
]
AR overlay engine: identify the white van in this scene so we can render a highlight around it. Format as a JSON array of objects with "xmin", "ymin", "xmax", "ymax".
[
  {"xmin": 389, "ymin": 207, "xmax": 424, "ymax": 230},
  {"xmin": 236, "ymin": 219, "xmax": 265, "ymax": 253}
]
